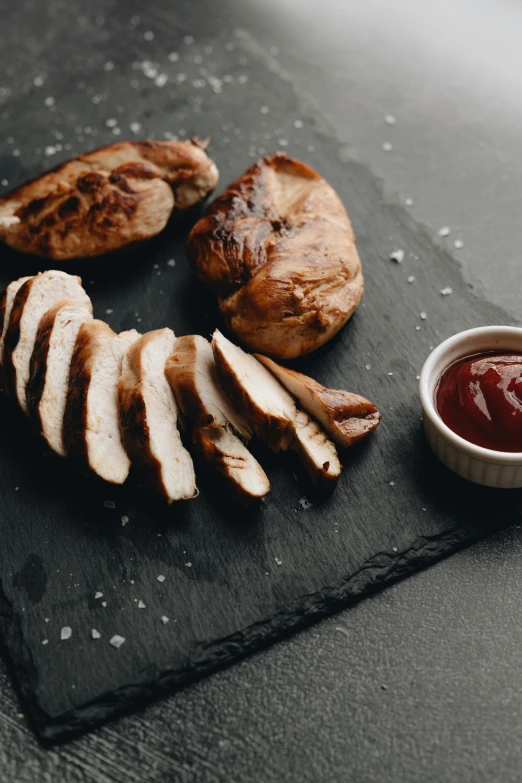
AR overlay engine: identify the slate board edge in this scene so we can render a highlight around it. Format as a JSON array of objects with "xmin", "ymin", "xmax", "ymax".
[{"xmin": 0, "ymin": 519, "xmax": 513, "ymax": 744}]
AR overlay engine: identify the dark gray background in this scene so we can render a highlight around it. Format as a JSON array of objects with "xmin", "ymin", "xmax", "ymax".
[{"xmin": 1, "ymin": 0, "xmax": 521, "ymax": 779}]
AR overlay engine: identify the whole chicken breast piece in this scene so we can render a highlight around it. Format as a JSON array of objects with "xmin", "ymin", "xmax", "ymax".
[
  {"xmin": 2, "ymin": 270, "xmax": 91, "ymax": 412},
  {"xmin": 256, "ymin": 354, "xmax": 381, "ymax": 448},
  {"xmin": 118, "ymin": 329, "xmax": 196, "ymax": 503},
  {"xmin": 63, "ymin": 322, "xmax": 139, "ymax": 484},
  {"xmin": 27, "ymin": 300, "xmax": 93, "ymax": 456},
  {"xmin": 187, "ymin": 152, "xmax": 363, "ymax": 359},
  {"xmin": 0, "ymin": 139, "xmax": 218, "ymax": 260}
]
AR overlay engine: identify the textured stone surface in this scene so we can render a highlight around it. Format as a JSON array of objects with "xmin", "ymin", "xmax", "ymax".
[{"xmin": 1, "ymin": 0, "xmax": 522, "ymax": 777}]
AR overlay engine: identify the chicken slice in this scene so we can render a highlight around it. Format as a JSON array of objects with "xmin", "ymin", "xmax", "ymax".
[
  {"xmin": 63, "ymin": 322, "xmax": 139, "ymax": 484},
  {"xmin": 0, "ymin": 275, "xmax": 32, "ymax": 388},
  {"xmin": 119, "ymin": 329, "xmax": 196, "ymax": 503},
  {"xmin": 165, "ymin": 334, "xmax": 251, "ymax": 438},
  {"xmin": 26, "ymin": 300, "xmax": 93, "ymax": 456},
  {"xmin": 212, "ymin": 330, "xmax": 341, "ymax": 491},
  {"xmin": 165, "ymin": 334, "xmax": 269, "ymax": 502},
  {"xmin": 212, "ymin": 329, "xmax": 295, "ymax": 452},
  {"xmin": 0, "ymin": 139, "xmax": 218, "ymax": 259},
  {"xmin": 2, "ymin": 270, "xmax": 91, "ymax": 412},
  {"xmin": 192, "ymin": 426, "xmax": 270, "ymax": 504},
  {"xmin": 291, "ymin": 410, "xmax": 342, "ymax": 494},
  {"xmin": 256, "ymin": 354, "xmax": 381, "ymax": 448}
]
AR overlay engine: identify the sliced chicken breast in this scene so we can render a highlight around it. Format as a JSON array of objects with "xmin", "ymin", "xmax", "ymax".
[
  {"xmin": 26, "ymin": 300, "xmax": 93, "ymax": 455},
  {"xmin": 212, "ymin": 329, "xmax": 295, "ymax": 451},
  {"xmin": 193, "ymin": 426, "xmax": 270, "ymax": 503},
  {"xmin": 212, "ymin": 330, "xmax": 341, "ymax": 491},
  {"xmin": 0, "ymin": 275, "xmax": 31, "ymax": 388},
  {"xmin": 256, "ymin": 354, "xmax": 381, "ymax": 448},
  {"xmin": 64, "ymin": 322, "xmax": 139, "ymax": 484},
  {"xmin": 119, "ymin": 329, "xmax": 196, "ymax": 503},
  {"xmin": 3, "ymin": 270, "xmax": 91, "ymax": 413},
  {"xmin": 165, "ymin": 334, "xmax": 251, "ymax": 439},
  {"xmin": 166, "ymin": 334, "xmax": 269, "ymax": 502},
  {"xmin": 291, "ymin": 410, "xmax": 341, "ymax": 494}
]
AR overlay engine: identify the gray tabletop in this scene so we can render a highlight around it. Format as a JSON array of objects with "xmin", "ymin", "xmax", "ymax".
[{"xmin": 1, "ymin": 0, "xmax": 521, "ymax": 780}]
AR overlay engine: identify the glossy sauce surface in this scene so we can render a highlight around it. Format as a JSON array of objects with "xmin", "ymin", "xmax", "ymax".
[{"xmin": 436, "ymin": 352, "xmax": 522, "ymax": 452}]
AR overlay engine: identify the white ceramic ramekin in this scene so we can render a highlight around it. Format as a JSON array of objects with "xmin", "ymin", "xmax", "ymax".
[{"xmin": 419, "ymin": 326, "xmax": 522, "ymax": 488}]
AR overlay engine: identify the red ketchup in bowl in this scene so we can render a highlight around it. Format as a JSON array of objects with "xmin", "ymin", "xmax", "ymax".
[{"xmin": 436, "ymin": 353, "xmax": 522, "ymax": 452}]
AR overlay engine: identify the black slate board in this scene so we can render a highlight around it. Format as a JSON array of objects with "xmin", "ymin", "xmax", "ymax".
[{"xmin": 0, "ymin": 27, "xmax": 521, "ymax": 743}]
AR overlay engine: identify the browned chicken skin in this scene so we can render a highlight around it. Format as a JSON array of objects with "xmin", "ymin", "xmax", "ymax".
[
  {"xmin": 187, "ymin": 152, "xmax": 364, "ymax": 359},
  {"xmin": 0, "ymin": 139, "xmax": 218, "ymax": 260}
]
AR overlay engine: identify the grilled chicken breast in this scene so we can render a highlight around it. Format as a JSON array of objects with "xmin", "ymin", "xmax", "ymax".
[
  {"xmin": 2, "ymin": 271, "xmax": 91, "ymax": 412},
  {"xmin": 188, "ymin": 152, "xmax": 363, "ymax": 359},
  {"xmin": 0, "ymin": 139, "xmax": 218, "ymax": 260},
  {"xmin": 166, "ymin": 334, "xmax": 269, "ymax": 502},
  {"xmin": 63, "ymin": 322, "xmax": 139, "ymax": 483},
  {"xmin": 212, "ymin": 330, "xmax": 341, "ymax": 491},
  {"xmin": 256, "ymin": 355, "xmax": 381, "ymax": 448},
  {"xmin": 119, "ymin": 329, "xmax": 196, "ymax": 503},
  {"xmin": 27, "ymin": 300, "xmax": 94, "ymax": 455}
]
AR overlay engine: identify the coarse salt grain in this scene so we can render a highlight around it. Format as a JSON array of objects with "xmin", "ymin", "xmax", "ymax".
[
  {"xmin": 420, "ymin": 312, "xmax": 427, "ymax": 320},
  {"xmin": 438, "ymin": 226, "xmax": 451, "ymax": 237},
  {"xmin": 384, "ymin": 114, "xmax": 397, "ymax": 125},
  {"xmin": 167, "ymin": 259, "xmax": 176, "ymax": 267},
  {"xmin": 42, "ymin": 639, "xmax": 49, "ymax": 645},
  {"xmin": 95, "ymin": 591, "xmax": 103, "ymax": 599},
  {"xmin": 110, "ymin": 635, "xmax": 125, "ymax": 649},
  {"xmin": 161, "ymin": 616, "xmax": 169, "ymax": 624},
  {"xmin": 382, "ymin": 142, "xmax": 393, "ymax": 152},
  {"xmin": 104, "ymin": 500, "xmax": 116, "ymax": 509},
  {"xmin": 157, "ymin": 574, "xmax": 165, "ymax": 582},
  {"xmin": 104, "ymin": 61, "xmax": 115, "ymax": 71},
  {"xmin": 130, "ymin": 121, "xmax": 142, "ymax": 134},
  {"xmin": 390, "ymin": 249, "xmax": 404, "ymax": 263},
  {"xmin": 144, "ymin": 30, "xmax": 155, "ymax": 41},
  {"xmin": 101, "ymin": 601, "xmax": 107, "ymax": 607},
  {"xmin": 92, "ymin": 629, "xmax": 101, "ymax": 639},
  {"xmin": 275, "ymin": 557, "xmax": 283, "ymax": 566},
  {"xmin": 168, "ymin": 52, "xmax": 179, "ymax": 62},
  {"xmin": 105, "ymin": 308, "xmax": 113, "ymax": 315},
  {"xmin": 121, "ymin": 515, "xmax": 129, "ymax": 526},
  {"xmin": 105, "ymin": 117, "xmax": 118, "ymax": 127},
  {"xmin": 138, "ymin": 600, "xmax": 146, "ymax": 609},
  {"xmin": 407, "ymin": 275, "xmax": 415, "ymax": 283},
  {"xmin": 185, "ymin": 562, "xmax": 192, "ymax": 567},
  {"xmin": 155, "ymin": 73, "xmax": 168, "ymax": 87},
  {"xmin": 365, "ymin": 364, "xmax": 371, "ymax": 370},
  {"xmin": 405, "ymin": 197, "xmax": 414, "ymax": 206},
  {"xmin": 440, "ymin": 287, "xmax": 453, "ymax": 296},
  {"xmin": 44, "ymin": 96, "xmax": 55, "ymax": 107},
  {"xmin": 61, "ymin": 627, "xmax": 72, "ymax": 641}
]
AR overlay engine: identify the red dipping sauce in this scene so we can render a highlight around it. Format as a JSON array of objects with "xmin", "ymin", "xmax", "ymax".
[{"xmin": 436, "ymin": 352, "xmax": 522, "ymax": 452}]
